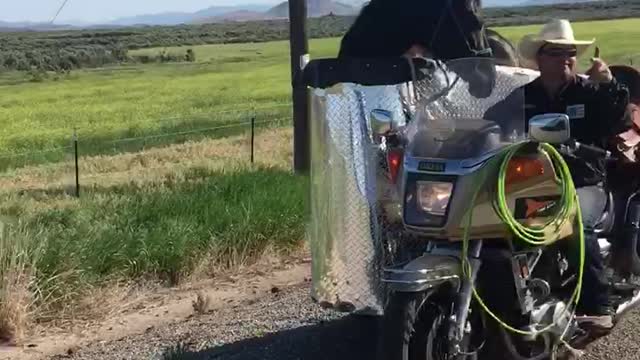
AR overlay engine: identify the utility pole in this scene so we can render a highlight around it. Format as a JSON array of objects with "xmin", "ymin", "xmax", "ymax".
[{"xmin": 288, "ymin": 0, "xmax": 310, "ymax": 174}]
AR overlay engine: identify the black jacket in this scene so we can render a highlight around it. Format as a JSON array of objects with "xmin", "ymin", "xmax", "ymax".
[{"xmin": 486, "ymin": 74, "xmax": 631, "ymax": 187}]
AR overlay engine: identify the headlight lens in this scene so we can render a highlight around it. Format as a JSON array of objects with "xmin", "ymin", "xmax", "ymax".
[
  {"xmin": 416, "ymin": 181, "xmax": 453, "ymax": 216},
  {"xmin": 403, "ymin": 173, "xmax": 456, "ymax": 228}
]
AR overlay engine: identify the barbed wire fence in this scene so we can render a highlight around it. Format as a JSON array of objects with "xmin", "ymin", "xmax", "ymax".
[{"xmin": 0, "ymin": 103, "xmax": 293, "ymax": 197}]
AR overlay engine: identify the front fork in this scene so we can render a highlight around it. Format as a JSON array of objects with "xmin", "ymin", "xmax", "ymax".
[
  {"xmin": 381, "ymin": 239, "xmax": 485, "ymax": 358},
  {"xmin": 449, "ymin": 239, "xmax": 483, "ymax": 358}
]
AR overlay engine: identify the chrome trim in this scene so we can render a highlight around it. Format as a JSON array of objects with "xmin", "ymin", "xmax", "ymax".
[
  {"xmin": 451, "ymin": 240, "xmax": 483, "ymax": 351},
  {"xmin": 511, "ymin": 249, "xmax": 544, "ymax": 314},
  {"xmin": 382, "ymin": 275, "xmax": 460, "ymax": 285},
  {"xmin": 616, "ymin": 290, "xmax": 640, "ymax": 318},
  {"xmin": 598, "ymin": 238, "xmax": 611, "ymax": 255},
  {"xmin": 382, "ymin": 253, "xmax": 463, "ymax": 292},
  {"xmin": 383, "ymin": 267, "xmax": 457, "ymax": 274}
]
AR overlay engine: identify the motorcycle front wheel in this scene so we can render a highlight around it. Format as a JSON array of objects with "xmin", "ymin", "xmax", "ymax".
[{"xmin": 377, "ymin": 291, "xmax": 482, "ymax": 360}]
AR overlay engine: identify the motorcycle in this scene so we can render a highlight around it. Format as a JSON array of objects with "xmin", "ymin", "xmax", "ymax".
[
  {"xmin": 303, "ymin": 55, "xmax": 640, "ymax": 360},
  {"xmin": 374, "ymin": 58, "xmax": 640, "ymax": 359}
]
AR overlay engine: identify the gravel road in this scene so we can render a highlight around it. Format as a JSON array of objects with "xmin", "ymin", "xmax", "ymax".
[{"xmin": 48, "ymin": 283, "xmax": 640, "ymax": 360}]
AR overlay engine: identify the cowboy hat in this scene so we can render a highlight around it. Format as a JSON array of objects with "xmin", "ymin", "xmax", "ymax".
[{"xmin": 518, "ymin": 19, "xmax": 595, "ymax": 70}]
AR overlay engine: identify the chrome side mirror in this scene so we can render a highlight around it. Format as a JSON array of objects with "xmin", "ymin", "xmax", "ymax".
[
  {"xmin": 370, "ymin": 108, "xmax": 393, "ymax": 136},
  {"xmin": 370, "ymin": 108, "xmax": 394, "ymax": 145},
  {"xmin": 528, "ymin": 113, "xmax": 570, "ymax": 144}
]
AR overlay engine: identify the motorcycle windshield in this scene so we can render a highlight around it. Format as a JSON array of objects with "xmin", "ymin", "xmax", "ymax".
[{"xmin": 405, "ymin": 57, "xmax": 528, "ymax": 161}]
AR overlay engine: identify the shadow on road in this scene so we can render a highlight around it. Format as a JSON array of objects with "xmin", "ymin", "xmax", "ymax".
[{"xmin": 166, "ymin": 314, "xmax": 380, "ymax": 360}]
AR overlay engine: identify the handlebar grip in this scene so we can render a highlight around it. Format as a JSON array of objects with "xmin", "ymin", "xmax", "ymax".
[{"xmin": 574, "ymin": 142, "xmax": 611, "ymax": 158}]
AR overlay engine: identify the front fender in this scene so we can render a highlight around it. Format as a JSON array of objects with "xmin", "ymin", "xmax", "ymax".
[{"xmin": 382, "ymin": 253, "xmax": 462, "ymax": 293}]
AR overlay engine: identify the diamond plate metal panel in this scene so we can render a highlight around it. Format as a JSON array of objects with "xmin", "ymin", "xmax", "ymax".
[
  {"xmin": 308, "ymin": 81, "xmax": 413, "ymax": 315},
  {"xmin": 306, "ymin": 60, "xmax": 538, "ymax": 315}
]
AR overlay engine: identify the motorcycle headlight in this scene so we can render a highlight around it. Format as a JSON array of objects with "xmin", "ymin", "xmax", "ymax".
[
  {"xmin": 404, "ymin": 174, "xmax": 456, "ymax": 228},
  {"xmin": 416, "ymin": 181, "xmax": 453, "ymax": 216}
]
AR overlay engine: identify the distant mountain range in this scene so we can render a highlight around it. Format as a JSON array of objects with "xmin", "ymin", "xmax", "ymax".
[
  {"xmin": 484, "ymin": 0, "xmax": 525, "ymax": 6},
  {"xmin": 109, "ymin": 4, "xmax": 277, "ymax": 26},
  {"xmin": 0, "ymin": 0, "xmax": 363, "ymax": 29},
  {"xmin": 193, "ymin": 0, "xmax": 359, "ymax": 23},
  {"xmin": 0, "ymin": 0, "xmax": 608, "ymax": 31},
  {"xmin": 0, "ymin": 20, "xmax": 79, "ymax": 32},
  {"xmin": 484, "ymin": 0, "xmax": 606, "ymax": 7},
  {"xmin": 521, "ymin": 0, "xmax": 609, "ymax": 4}
]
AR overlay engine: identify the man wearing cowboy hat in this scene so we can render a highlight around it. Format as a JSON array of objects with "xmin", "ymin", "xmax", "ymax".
[
  {"xmin": 516, "ymin": 19, "xmax": 628, "ymax": 124},
  {"xmin": 488, "ymin": 19, "xmax": 632, "ymax": 330}
]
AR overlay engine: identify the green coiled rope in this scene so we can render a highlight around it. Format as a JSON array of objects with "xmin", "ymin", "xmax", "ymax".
[{"xmin": 461, "ymin": 142, "xmax": 585, "ymax": 337}]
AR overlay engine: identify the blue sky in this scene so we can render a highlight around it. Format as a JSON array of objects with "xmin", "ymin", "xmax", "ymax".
[{"xmin": 1, "ymin": 0, "xmax": 279, "ymax": 23}]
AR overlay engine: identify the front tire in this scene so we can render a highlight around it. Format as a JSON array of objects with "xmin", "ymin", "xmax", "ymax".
[{"xmin": 377, "ymin": 291, "xmax": 455, "ymax": 360}]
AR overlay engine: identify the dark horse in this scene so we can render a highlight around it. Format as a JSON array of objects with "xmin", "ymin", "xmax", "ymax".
[
  {"xmin": 338, "ymin": 0, "xmax": 492, "ymax": 61},
  {"xmin": 336, "ymin": 0, "xmax": 519, "ymax": 98},
  {"xmin": 338, "ymin": 0, "xmax": 519, "ymax": 66}
]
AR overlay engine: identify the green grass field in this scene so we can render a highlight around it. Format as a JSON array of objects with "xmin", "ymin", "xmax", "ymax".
[
  {"xmin": 1, "ymin": 17, "xmax": 639, "ymax": 166},
  {"xmin": 0, "ymin": 18, "xmax": 638, "ymax": 164},
  {"xmin": 0, "ymin": 18, "xmax": 638, "ymax": 334}
]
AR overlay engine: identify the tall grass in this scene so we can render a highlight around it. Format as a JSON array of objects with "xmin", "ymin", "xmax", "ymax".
[
  {"xmin": 0, "ymin": 164, "xmax": 307, "ymax": 328},
  {"xmin": 28, "ymin": 166, "xmax": 306, "ymax": 284},
  {"xmin": 0, "ymin": 218, "xmax": 44, "ymax": 344},
  {"xmin": 0, "ymin": 125, "xmax": 304, "ymax": 337}
]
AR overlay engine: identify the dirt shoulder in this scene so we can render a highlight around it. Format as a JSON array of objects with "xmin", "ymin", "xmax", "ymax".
[
  {"xmin": 18, "ymin": 280, "xmax": 640, "ymax": 360},
  {"xmin": 0, "ymin": 255, "xmax": 311, "ymax": 360},
  {"xmin": 4, "ymin": 252, "xmax": 639, "ymax": 360}
]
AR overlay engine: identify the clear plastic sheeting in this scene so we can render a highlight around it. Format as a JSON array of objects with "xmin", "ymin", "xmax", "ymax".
[
  {"xmin": 307, "ymin": 82, "xmax": 410, "ymax": 315},
  {"xmin": 405, "ymin": 60, "xmax": 535, "ymax": 160}
]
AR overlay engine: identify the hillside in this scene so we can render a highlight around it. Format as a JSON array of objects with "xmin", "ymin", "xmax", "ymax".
[
  {"xmin": 110, "ymin": 4, "xmax": 276, "ymax": 26},
  {"xmin": 335, "ymin": 0, "xmax": 368, "ymax": 6},
  {"xmin": 486, "ymin": 0, "xmax": 609, "ymax": 7},
  {"xmin": 0, "ymin": 20, "xmax": 77, "ymax": 32},
  {"xmin": 485, "ymin": 0, "xmax": 526, "ymax": 6},
  {"xmin": 0, "ymin": 4, "xmax": 278, "ymax": 29},
  {"xmin": 267, "ymin": 0, "xmax": 358, "ymax": 18},
  {"xmin": 0, "ymin": 0, "xmax": 618, "ymax": 29},
  {"xmin": 1, "ymin": 1, "xmax": 359, "ymax": 29},
  {"xmin": 193, "ymin": 0, "xmax": 359, "ymax": 24},
  {"xmin": 486, "ymin": 0, "xmax": 640, "ymax": 26},
  {"xmin": 521, "ymin": 0, "xmax": 608, "ymax": 4},
  {"xmin": 108, "ymin": 12, "xmax": 193, "ymax": 26},
  {"xmin": 193, "ymin": 10, "xmax": 273, "ymax": 24}
]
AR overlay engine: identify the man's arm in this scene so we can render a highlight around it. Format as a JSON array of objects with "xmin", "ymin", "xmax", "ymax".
[
  {"xmin": 586, "ymin": 59, "xmax": 632, "ymax": 137},
  {"xmin": 594, "ymin": 79, "xmax": 631, "ymax": 135}
]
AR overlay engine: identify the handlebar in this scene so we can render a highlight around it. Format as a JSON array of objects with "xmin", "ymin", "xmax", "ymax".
[
  {"xmin": 558, "ymin": 139, "xmax": 617, "ymax": 162},
  {"xmin": 573, "ymin": 141, "xmax": 612, "ymax": 159}
]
